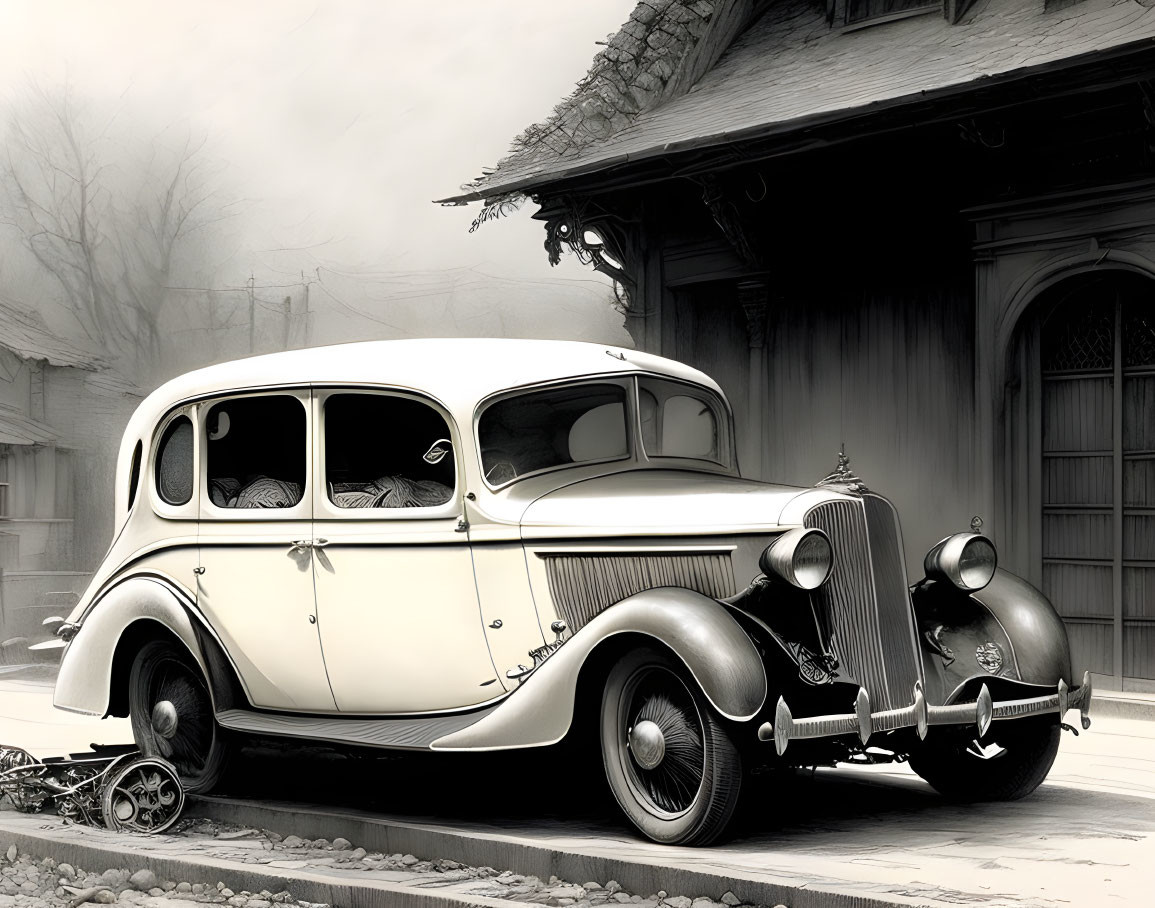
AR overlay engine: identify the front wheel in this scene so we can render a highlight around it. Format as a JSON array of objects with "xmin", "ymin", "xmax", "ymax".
[
  {"xmin": 128, "ymin": 639, "xmax": 229, "ymax": 793},
  {"xmin": 907, "ymin": 716, "xmax": 1061, "ymax": 801},
  {"xmin": 600, "ymin": 647, "xmax": 742, "ymax": 845}
]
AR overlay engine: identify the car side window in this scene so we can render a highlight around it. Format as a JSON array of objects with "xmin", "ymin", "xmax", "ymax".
[
  {"xmin": 638, "ymin": 377, "xmax": 728, "ymax": 466},
  {"xmin": 205, "ymin": 396, "xmax": 306, "ymax": 509},
  {"xmin": 323, "ymin": 393, "xmax": 454, "ymax": 508},
  {"xmin": 156, "ymin": 418, "xmax": 193, "ymax": 506}
]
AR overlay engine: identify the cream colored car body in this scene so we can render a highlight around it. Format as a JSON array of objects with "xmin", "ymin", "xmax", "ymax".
[{"xmin": 54, "ymin": 338, "xmax": 798, "ymax": 748}]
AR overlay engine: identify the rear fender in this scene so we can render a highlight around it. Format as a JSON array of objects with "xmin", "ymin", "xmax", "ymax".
[
  {"xmin": 431, "ymin": 587, "xmax": 767, "ymax": 751},
  {"xmin": 912, "ymin": 568, "xmax": 1072, "ymax": 705},
  {"xmin": 54, "ymin": 574, "xmax": 206, "ymax": 716}
]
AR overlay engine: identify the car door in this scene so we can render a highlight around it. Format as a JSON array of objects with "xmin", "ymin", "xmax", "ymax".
[
  {"xmin": 195, "ymin": 389, "xmax": 336, "ymax": 712},
  {"xmin": 310, "ymin": 388, "xmax": 501, "ymax": 714}
]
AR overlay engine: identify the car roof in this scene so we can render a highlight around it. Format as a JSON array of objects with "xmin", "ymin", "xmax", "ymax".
[
  {"xmin": 112, "ymin": 338, "xmax": 730, "ymax": 534},
  {"xmin": 134, "ymin": 337, "xmax": 725, "ymax": 426}
]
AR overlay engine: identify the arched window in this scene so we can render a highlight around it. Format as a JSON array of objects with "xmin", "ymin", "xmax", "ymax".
[{"xmin": 156, "ymin": 416, "xmax": 193, "ymax": 506}]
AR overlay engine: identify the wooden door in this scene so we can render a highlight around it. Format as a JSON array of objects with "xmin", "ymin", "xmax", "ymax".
[{"xmin": 1039, "ymin": 273, "xmax": 1155, "ymax": 689}]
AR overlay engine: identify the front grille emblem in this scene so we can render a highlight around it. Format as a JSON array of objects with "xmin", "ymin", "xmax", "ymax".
[{"xmin": 976, "ymin": 641, "xmax": 1004, "ymax": 674}]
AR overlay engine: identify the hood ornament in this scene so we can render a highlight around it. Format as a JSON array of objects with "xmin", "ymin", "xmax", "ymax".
[{"xmin": 818, "ymin": 448, "xmax": 868, "ymax": 493}]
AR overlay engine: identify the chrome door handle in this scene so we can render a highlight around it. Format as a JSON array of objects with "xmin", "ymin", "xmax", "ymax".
[
  {"xmin": 312, "ymin": 537, "xmax": 330, "ymax": 549},
  {"xmin": 289, "ymin": 539, "xmax": 312, "ymax": 553}
]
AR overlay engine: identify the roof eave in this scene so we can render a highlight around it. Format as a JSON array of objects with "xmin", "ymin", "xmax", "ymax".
[{"xmin": 439, "ymin": 36, "xmax": 1155, "ymax": 205}]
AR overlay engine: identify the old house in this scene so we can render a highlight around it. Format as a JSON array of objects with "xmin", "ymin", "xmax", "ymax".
[
  {"xmin": 446, "ymin": 0, "xmax": 1155, "ymax": 691},
  {"xmin": 0, "ymin": 298, "xmax": 140, "ymax": 649}
]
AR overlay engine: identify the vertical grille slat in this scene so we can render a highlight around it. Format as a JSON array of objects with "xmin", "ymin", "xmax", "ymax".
[
  {"xmin": 864, "ymin": 496, "xmax": 923, "ymax": 697},
  {"xmin": 543, "ymin": 553, "xmax": 736, "ymax": 632},
  {"xmin": 805, "ymin": 495, "xmax": 921, "ymax": 711}
]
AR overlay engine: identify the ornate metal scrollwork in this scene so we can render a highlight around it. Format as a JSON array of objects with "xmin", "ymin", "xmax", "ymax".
[
  {"xmin": 0, "ymin": 746, "xmax": 184, "ymax": 834},
  {"xmin": 508, "ymin": 620, "xmax": 569, "ymax": 685},
  {"xmin": 536, "ymin": 197, "xmax": 639, "ymax": 298},
  {"xmin": 790, "ymin": 641, "xmax": 838, "ymax": 686},
  {"xmin": 692, "ymin": 173, "xmax": 766, "ymax": 271}
]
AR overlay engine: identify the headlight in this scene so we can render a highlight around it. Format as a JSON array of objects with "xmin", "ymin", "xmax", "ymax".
[
  {"xmin": 924, "ymin": 533, "xmax": 997, "ymax": 592},
  {"xmin": 760, "ymin": 528, "xmax": 833, "ymax": 590}
]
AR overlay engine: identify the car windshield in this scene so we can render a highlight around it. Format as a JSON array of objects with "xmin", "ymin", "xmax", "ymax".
[
  {"xmin": 638, "ymin": 376, "xmax": 730, "ymax": 467},
  {"xmin": 478, "ymin": 383, "xmax": 628, "ymax": 485}
]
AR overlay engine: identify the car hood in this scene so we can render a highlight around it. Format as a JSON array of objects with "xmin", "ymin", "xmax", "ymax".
[{"xmin": 519, "ymin": 469, "xmax": 823, "ymax": 539}]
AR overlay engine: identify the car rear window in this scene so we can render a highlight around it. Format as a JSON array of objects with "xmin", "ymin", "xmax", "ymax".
[{"xmin": 155, "ymin": 417, "xmax": 193, "ymax": 506}]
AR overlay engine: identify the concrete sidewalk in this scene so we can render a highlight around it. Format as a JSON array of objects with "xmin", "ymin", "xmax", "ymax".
[{"xmin": 1, "ymin": 670, "xmax": 1153, "ymax": 907}]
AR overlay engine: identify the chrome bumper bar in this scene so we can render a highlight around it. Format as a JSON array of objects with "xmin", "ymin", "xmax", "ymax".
[{"xmin": 757, "ymin": 671, "xmax": 1092, "ymax": 756}]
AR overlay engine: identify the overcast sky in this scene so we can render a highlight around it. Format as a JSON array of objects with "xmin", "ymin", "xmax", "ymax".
[{"xmin": 0, "ymin": 0, "xmax": 636, "ymax": 352}]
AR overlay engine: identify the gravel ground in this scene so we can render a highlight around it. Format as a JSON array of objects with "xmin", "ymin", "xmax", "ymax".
[
  {"xmin": 0, "ymin": 817, "xmax": 780, "ymax": 908},
  {"xmin": 0, "ymin": 842, "xmax": 327, "ymax": 908}
]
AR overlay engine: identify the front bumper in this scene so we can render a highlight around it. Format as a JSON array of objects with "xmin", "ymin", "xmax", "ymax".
[{"xmin": 758, "ymin": 671, "xmax": 1092, "ymax": 756}]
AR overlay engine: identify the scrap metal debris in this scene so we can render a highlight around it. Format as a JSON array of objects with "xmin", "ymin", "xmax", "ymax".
[{"xmin": 0, "ymin": 744, "xmax": 184, "ymax": 834}]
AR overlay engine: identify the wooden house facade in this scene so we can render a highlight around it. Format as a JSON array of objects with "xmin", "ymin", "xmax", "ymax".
[
  {"xmin": 447, "ymin": 0, "xmax": 1155, "ymax": 690},
  {"xmin": 0, "ymin": 299, "xmax": 141, "ymax": 648}
]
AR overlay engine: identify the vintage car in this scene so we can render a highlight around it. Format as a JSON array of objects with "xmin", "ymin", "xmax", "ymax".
[{"xmin": 50, "ymin": 338, "xmax": 1092, "ymax": 845}]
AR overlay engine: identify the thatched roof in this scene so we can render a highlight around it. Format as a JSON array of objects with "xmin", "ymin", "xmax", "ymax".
[
  {"xmin": 445, "ymin": 0, "xmax": 1155, "ymax": 204},
  {"xmin": 0, "ymin": 296, "xmax": 104, "ymax": 370}
]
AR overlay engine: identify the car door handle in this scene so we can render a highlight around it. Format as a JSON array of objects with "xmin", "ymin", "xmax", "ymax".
[
  {"xmin": 312, "ymin": 537, "xmax": 330, "ymax": 549},
  {"xmin": 289, "ymin": 539, "xmax": 312, "ymax": 553}
]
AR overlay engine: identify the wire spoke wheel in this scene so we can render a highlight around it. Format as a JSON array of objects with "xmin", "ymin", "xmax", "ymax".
[
  {"xmin": 100, "ymin": 756, "xmax": 185, "ymax": 833},
  {"xmin": 622, "ymin": 672, "xmax": 705, "ymax": 817},
  {"xmin": 600, "ymin": 647, "xmax": 741, "ymax": 846},
  {"xmin": 129, "ymin": 640, "xmax": 229, "ymax": 794}
]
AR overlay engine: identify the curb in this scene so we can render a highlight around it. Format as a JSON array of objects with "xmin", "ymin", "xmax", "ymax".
[
  {"xmin": 0, "ymin": 816, "xmax": 531, "ymax": 908},
  {"xmin": 190, "ymin": 796, "xmax": 931, "ymax": 908}
]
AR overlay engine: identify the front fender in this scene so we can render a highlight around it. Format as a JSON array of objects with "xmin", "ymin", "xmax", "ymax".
[
  {"xmin": 54, "ymin": 575, "xmax": 206, "ymax": 716},
  {"xmin": 431, "ymin": 587, "xmax": 767, "ymax": 751},
  {"xmin": 912, "ymin": 568, "xmax": 1072, "ymax": 704}
]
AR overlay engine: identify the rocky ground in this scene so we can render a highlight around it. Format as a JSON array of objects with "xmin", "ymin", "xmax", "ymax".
[{"xmin": 0, "ymin": 818, "xmax": 780, "ymax": 908}]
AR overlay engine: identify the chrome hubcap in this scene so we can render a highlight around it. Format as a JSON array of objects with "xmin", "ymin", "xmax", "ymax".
[
  {"xmin": 151, "ymin": 700, "xmax": 179, "ymax": 740},
  {"xmin": 629, "ymin": 719, "xmax": 667, "ymax": 770}
]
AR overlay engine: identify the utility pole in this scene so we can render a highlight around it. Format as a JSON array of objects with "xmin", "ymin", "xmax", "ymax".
[
  {"xmin": 282, "ymin": 296, "xmax": 292, "ymax": 350},
  {"xmin": 247, "ymin": 274, "xmax": 256, "ymax": 353}
]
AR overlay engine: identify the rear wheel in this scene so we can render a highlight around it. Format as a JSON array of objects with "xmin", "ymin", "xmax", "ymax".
[
  {"xmin": 128, "ymin": 639, "xmax": 229, "ymax": 793},
  {"xmin": 600, "ymin": 647, "xmax": 742, "ymax": 845},
  {"xmin": 908, "ymin": 716, "xmax": 1061, "ymax": 801}
]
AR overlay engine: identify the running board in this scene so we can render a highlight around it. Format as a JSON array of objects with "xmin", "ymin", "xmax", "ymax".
[{"xmin": 216, "ymin": 705, "xmax": 498, "ymax": 752}]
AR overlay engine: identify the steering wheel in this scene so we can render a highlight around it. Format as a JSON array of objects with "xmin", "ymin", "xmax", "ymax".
[{"xmin": 482, "ymin": 447, "xmax": 518, "ymax": 485}]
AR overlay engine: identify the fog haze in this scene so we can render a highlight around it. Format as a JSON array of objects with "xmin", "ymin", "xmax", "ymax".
[{"xmin": 0, "ymin": 0, "xmax": 635, "ymax": 379}]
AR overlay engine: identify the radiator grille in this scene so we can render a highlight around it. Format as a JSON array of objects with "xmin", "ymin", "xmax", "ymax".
[
  {"xmin": 542, "ymin": 553, "xmax": 736, "ymax": 632},
  {"xmin": 805, "ymin": 495, "xmax": 921, "ymax": 710}
]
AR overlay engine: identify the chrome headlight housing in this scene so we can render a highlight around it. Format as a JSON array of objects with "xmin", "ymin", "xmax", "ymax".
[
  {"xmin": 924, "ymin": 533, "xmax": 997, "ymax": 592},
  {"xmin": 760, "ymin": 528, "xmax": 833, "ymax": 590}
]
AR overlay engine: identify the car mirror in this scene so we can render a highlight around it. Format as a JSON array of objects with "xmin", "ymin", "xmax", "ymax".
[{"xmin": 422, "ymin": 438, "xmax": 452, "ymax": 464}]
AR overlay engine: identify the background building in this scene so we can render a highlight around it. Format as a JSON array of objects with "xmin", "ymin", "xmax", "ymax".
[
  {"xmin": 448, "ymin": 0, "xmax": 1155, "ymax": 691},
  {"xmin": 0, "ymin": 298, "xmax": 140, "ymax": 651}
]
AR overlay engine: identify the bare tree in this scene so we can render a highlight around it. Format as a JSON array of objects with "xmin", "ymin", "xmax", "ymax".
[{"xmin": 0, "ymin": 84, "xmax": 235, "ymax": 378}]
